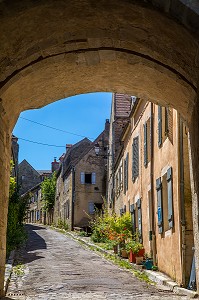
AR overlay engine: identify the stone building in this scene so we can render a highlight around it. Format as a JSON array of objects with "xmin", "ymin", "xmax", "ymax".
[
  {"xmin": 107, "ymin": 94, "xmax": 133, "ymax": 209},
  {"xmin": 25, "ymin": 183, "xmax": 42, "ymax": 224},
  {"xmin": 18, "ymin": 160, "xmax": 42, "ymax": 196},
  {"xmin": 54, "ymin": 120, "xmax": 109, "ymax": 230},
  {"xmin": 108, "ymin": 95, "xmax": 194, "ymax": 287}
]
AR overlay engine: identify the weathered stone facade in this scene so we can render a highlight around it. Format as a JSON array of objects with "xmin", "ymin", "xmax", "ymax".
[
  {"xmin": 0, "ymin": 0, "xmax": 199, "ymax": 295},
  {"xmin": 18, "ymin": 160, "xmax": 42, "ymax": 196},
  {"xmin": 54, "ymin": 121, "xmax": 109, "ymax": 230},
  {"xmin": 109, "ymin": 97, "xmax": 194, "ymax": 286}
]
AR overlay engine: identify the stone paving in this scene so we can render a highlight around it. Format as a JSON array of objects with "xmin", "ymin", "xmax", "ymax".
[{"xmin": 4, "ymin": 225, "xmax": 190, "ymax": 300}]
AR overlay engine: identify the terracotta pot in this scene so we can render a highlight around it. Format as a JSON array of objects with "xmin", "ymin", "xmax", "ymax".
[
  {"xmin": 138, "ymin": 248, "xmax": 145, "ymax": 257},
  {"xmin": 136, "ymin": 256, "xmax": 143, "ymax": 265},
  {"xmin": 121, "ymin": 249, "xmax": 128, "ymax": 258},
  {"xmin": 128, "ymin": 250, "xmax": 136, "ymax": 263}
]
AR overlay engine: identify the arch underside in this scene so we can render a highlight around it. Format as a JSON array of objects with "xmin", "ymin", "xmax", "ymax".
[{"xmin": 0, "ymin": 0, "xmax": 198, "ymax": 129}]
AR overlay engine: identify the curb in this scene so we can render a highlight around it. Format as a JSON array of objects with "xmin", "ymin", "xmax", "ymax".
[
  {"xmin": 4, "ymin": 250, "xmax": 15, "ymax": 295},
  {"xmin": 66, "ymin": 231, "xmax": 198, "ymax": 298}
]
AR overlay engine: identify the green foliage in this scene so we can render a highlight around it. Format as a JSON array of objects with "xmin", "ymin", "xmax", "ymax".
[
  {"xmin": 125, "ymin": 239, "xmax": 143, "ymax": 254},
  {"xmin": 57, "ymin": 218, "xmax": 69, "ymax": 231},
  {"xmin": 41, "ymin": 173, "xmax": 56, "ymax": 212},
  {"xmin": 90, "ymin": 208, "xmax": 132, "ymax": 244},
  {"xmin": 7, "ymin": 162, "xmax": 29, "ymax": 256}
]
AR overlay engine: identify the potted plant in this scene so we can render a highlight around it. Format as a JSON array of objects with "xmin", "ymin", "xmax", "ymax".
[{"xmin": 126, "ymin": 240, "xmax": 144, "ymax": 263}]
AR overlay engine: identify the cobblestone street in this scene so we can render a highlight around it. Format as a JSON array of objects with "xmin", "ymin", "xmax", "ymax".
[{"xmin": 4, "ymin": 225, "xmax": 190, "ymax": 300}]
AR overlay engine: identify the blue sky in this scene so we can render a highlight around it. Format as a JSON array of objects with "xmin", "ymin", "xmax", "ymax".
[{"xmin": 13, "ymin": 92, "xmax": 112, "ymax": 171}]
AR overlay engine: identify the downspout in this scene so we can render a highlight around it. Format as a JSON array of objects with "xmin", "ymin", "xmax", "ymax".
[
  {"xmin": 150, "ymin": 102, "xmax": 157, "ymax": 264},
  {"xmin": 71, "ymin": 166, "xmax": 75, "ymax": 231},
  {"xmin": 179, "ymin": 117, "xmax": 186, "ymax": 286}
]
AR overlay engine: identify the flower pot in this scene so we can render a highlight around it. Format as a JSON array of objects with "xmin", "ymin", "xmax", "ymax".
[
  {"xmin": 136, "ymin": 256, "xmax": 143, "ymax": 265},
  {"xmin": 129, "ymin": 250, "xmax": 136, "ymax": 263},
  {"xmin": 138, "ymin": 248, "xmax": 145, "ymax": 257},
  {"xmin": 144, "ymin": 258, "xmax": 153, "ymax": 270},
  {"xmin": 121, "ymin": 249, "xmax": 128, "ymax": 258}
]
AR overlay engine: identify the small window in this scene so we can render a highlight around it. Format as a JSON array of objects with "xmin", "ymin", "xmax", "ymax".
[
  {"xmin": 85, "ymin": 173, "xmax": 92, "ymax": 184},
  {"xmin": 81, "ymin": 172, "xmax": 96, "ymax": 184},
  {"xmin": 21, "ymin": 175, "xmax": 25, "ymax": 180},
  {"xmin": 88, "ymin": 202, "xmax": 95, "ymax": 214}
]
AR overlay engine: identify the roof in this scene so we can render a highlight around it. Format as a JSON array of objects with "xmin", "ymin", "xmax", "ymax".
[
  {"xmin": 62, "ymin": 138, "xmax": 92, "ymax": 177},
  {"xmin": 114, "ymin": 94, "xmax": 132, "ymax": 118},
  {"xmin": 37, "ymin": 170, "xmax": 52, "ymax": 175}
]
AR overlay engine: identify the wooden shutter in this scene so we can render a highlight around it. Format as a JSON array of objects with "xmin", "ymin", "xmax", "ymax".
[
  {"xmin": 137, "ymin": 199, "xmax": 142, "ymax": 242},
  {"xmin": 124, "ymin": 158, "xmax": 126, "ymax": 194},
  {"xmin": 80, "ymin": 172, "xmax": 85, "ymax": 184},
  {"xmin": 132, "ymin": 136, "xmax": 139, "ymax": 181},
  {"xmin": 167, "ymin": 167, "xmax": 174, "ymax": 228},
  {"xmin": 158, "ymin": 106, "xmax": 162, "ymax": 147},
  {"xmin": 156, "ymin": 177, "xmax": 163, "ymax": 234},
  {"xmin": 91, "ymin": 172, "xmax": 96, "ymax": 184},
  {"xmin": 144, "ymin": 122, "xmax": 148, "ymax": 166},
  {"xmin": 126, "ymin": 153, "xmax": 129, "ymax": 190},
  {"xmin": 130, "ymin": 204, "xmax": 136, "ymax": 233},
  {"xmin": 168, "ymin": 108, "xmax": 173, "ymax": 143}
]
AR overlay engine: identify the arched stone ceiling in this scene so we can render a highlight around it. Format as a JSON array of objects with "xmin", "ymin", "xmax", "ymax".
[{"xmin": 0, "ymin": 0, "xmax": 198, "ymax": 129}]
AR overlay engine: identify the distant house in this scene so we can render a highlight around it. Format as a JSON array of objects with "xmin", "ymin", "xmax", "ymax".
[
  {"xmin": 18, "ymin": 158, "xmax": 57, "ymax": 196},
  {"xmin": 18, "ymin": 160, "xmax": 42, "ymax": 195},
  {"xmin": 23, "ymin": 158, "xmax": 59, "ymax": 224},
  {"xmin": 54, "ymin": 120, "xmax": 109, "ymax": 230}
]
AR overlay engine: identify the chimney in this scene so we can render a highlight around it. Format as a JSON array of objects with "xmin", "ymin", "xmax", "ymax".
[
  {"xmin": 51, "ymin": 157, "xmax": 59, "ymax": 173},
  {"xmin": 66, "ymin": 144, "xmax": 73, "ymax": 153},
  {"xmin": 105, "ymin": 119, "xmax": 110, "ymax": 131}
]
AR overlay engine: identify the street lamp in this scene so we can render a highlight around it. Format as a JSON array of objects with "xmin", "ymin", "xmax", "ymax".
[
  {"xmin": 94, "ymin": 142, "xmax": 111, "ymax": 158},
  {"xmin": 94, "ymin": 142, "xmax": 100, "ymax": 156}
]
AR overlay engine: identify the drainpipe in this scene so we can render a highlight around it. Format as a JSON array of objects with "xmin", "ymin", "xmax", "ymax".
[
  {"xmin": 71, "ymin": 166, "xmax": 75, "ymax": 231},
  {"xmin": 179, "ymin": 117, "xmax": 186, "ymax": 285},
  {"xmin": 150, "ymin": 102, "xmax": 157, "ymax": 264}
]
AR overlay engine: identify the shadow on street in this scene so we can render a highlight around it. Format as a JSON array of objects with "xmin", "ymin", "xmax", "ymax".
[{"xmin": 14, "ymin": 224, "xmax": 47, "ymax": 265}]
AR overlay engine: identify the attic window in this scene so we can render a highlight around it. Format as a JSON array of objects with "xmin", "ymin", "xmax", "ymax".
[{"xmin": 85, "ymin": 173, "xmax": 92, "ymax": 184}]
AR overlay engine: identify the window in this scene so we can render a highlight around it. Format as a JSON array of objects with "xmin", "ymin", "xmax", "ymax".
[
  {"xmin": 21, "ymin": 175, "xmax": 25, "ymax": 181},
  {"xmin": 88, "ymin": 202, "xmax": 95, "ymax": 214},
  {"xmin": 124, "ymin": 153, "xmax": 129, "ymax": 194},
  {"xmin": 81, "ymin": 172, "xmax": 96, "ymax": 184},
  {"xmin": 130, "ymin": 204, "xmax": 136, "ymax": 234},
  {"xmin": 143, "ymin": 118, "xmax": 151, "ymax": 167},
  {"xmin": 156, "ymin": 167, "xmax": 174, "ymax": 235},
  {"xmin": 132, "ymin": 136, "xmax": 139, "ymax": 181},
  {"xmin": 158, "ymin": 105, "xmax": 173, "ymax": 147},
  {"xmin": 137, "ymin": 199, "xmax": 142, "ymax": 243}
]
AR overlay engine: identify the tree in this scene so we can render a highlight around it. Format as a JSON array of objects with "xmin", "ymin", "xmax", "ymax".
[{"xmin": 41, "ymin": 172, "xmax": 56, "ymax": 212}]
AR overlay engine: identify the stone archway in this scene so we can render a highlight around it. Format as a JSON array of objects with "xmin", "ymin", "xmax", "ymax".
[{"xmin": 0, "ymin": 0, "xmax": 199, "ymax": 296}]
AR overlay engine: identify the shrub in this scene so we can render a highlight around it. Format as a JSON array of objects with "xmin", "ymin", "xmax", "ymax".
[{"xmin": 57, "ymin": 218, "xmax": 69, "ymax": 231}]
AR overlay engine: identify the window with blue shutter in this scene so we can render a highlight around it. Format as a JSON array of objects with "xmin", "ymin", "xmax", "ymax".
[
  {"xmin": 80, "ymin": 172, "xmax": 85, "ymax": 184},
  {"xmin": 144, "ymin": 122, "xmax": 148, "ymax": 167},
  {"xmin": 126, "ymin": 153, "xmax": 129, "ymax": 190},
  {"xmin": 132, "ymin": 136, "xmax": 139, "ymax": 181},
  {"xmin": 92, "ymin": 172, "xmax": 96, "ymax": 184},
  {"xmin": 137, "ymin": 199, "xmax": 142, "ymax": 243},
  {"xmin": 130, "ymin": 204, "xmax": 136, "ymax": 233},
  {"xmin": 158, "ymin": 106, "xmax": 162, "ymax": 147},
  {"xmin": 124, "ymin": 158, "xmax": 127, "ymax": 194},
  {"xmin": 167, "ymin": 167, "xmax": 174, "ymax": 229},
  {"xmin": 156, "ymin": 177, "xmax": 163, "ymax": 234}
]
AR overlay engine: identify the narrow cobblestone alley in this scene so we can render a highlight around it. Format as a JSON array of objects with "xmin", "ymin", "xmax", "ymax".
[{"xmin": 4, "ymin": 225, "xmax": 190, "ymax": 300}]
